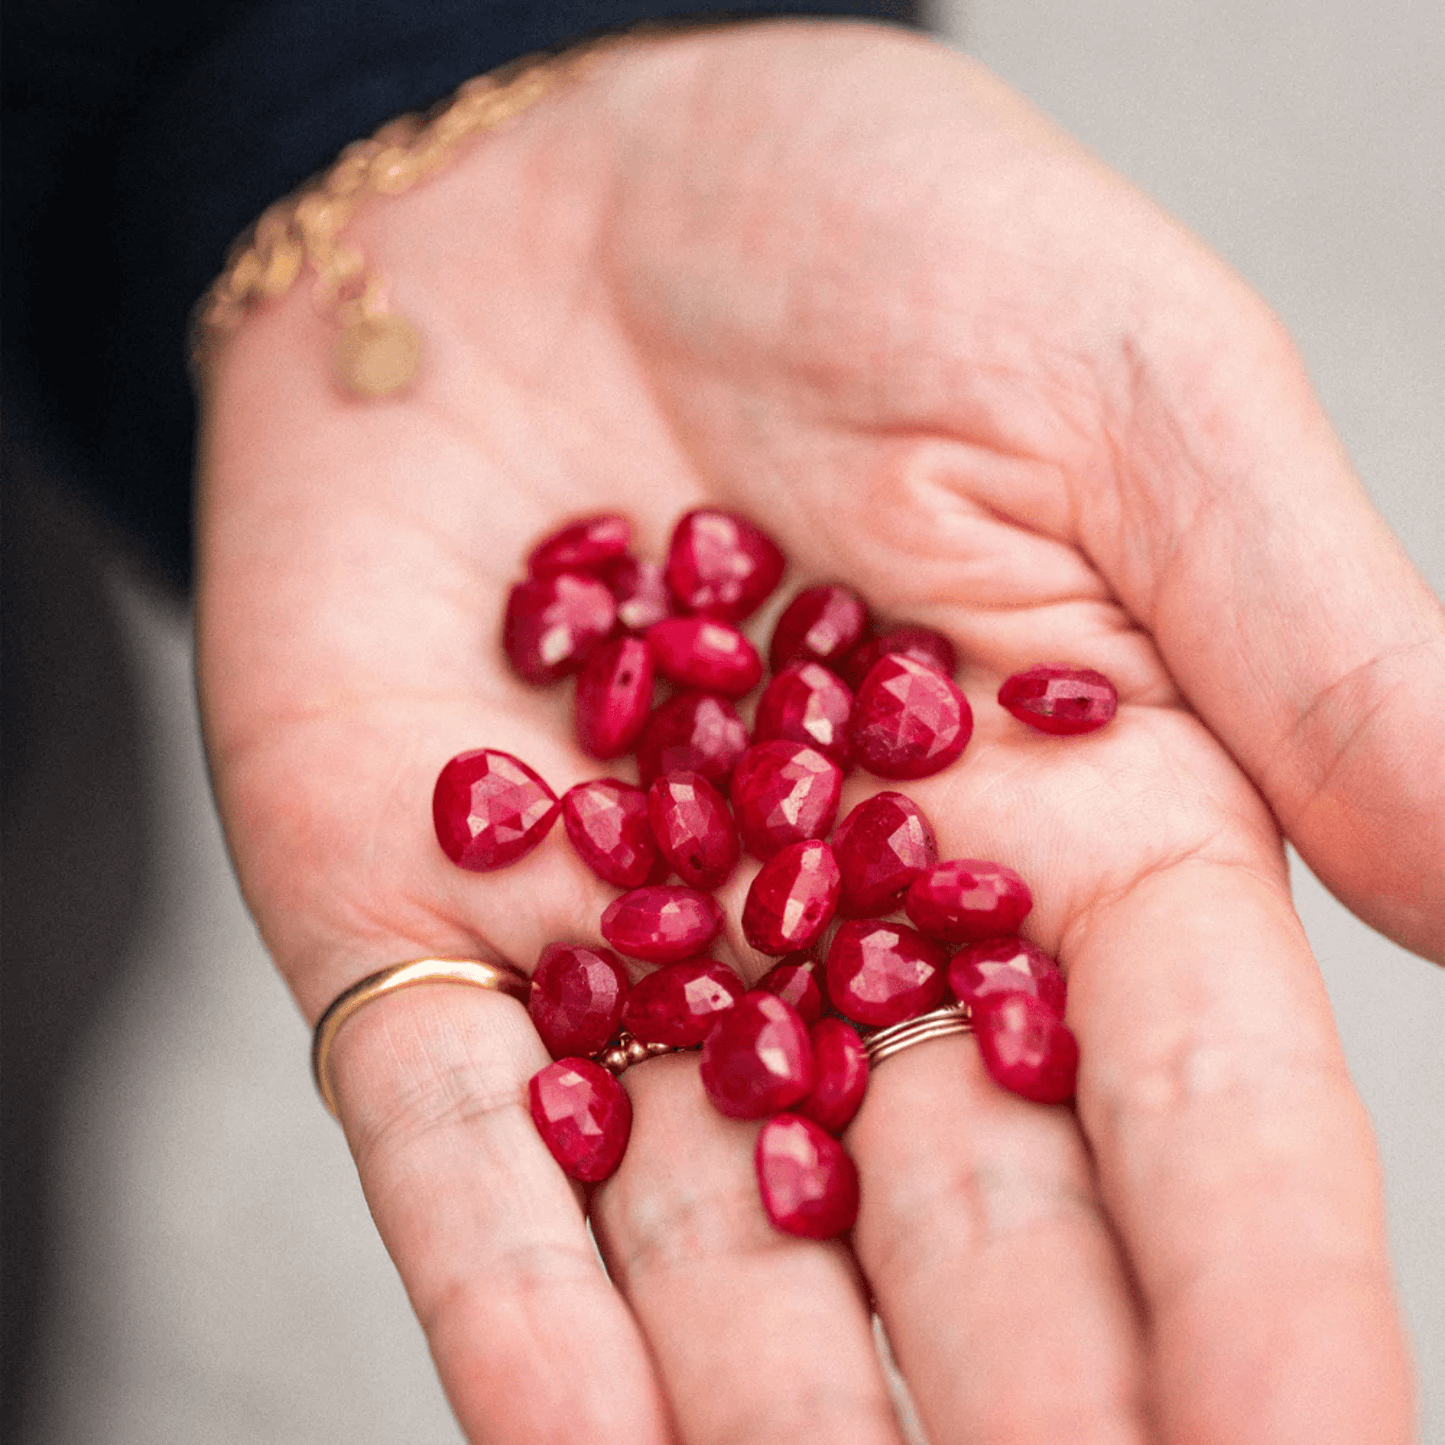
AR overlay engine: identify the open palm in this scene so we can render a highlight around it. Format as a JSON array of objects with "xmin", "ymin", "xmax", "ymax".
[{"xmin": 197, "ymin": 22, "xmax": 1440, "ymax": 1444}]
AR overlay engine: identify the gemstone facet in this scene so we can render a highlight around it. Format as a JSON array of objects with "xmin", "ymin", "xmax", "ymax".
[
  {"xmin": 831, "ymin": 790, "xmax": 939, "ymax": 917},
  {"xmin": 729, "ymin": 740, "xmax": 843, "ymax": 860},
  {"xmin": 768, "ymin": 584, "xmax": 868, "ymax": 673},
  {"xmin": 741, "ymin": 839, "xmax": 841, "ymax": 955},
  {"xmin": 600, "ymin": 885, "xmax": 725, "ymax": 962},
  {"xmin": 574, "ymin": 636, "xmax": 654, "ymax": 759},
  {"xmin": 529, "ymin": 1058, "xmax": 633, "ymax": 1182},
  {"xmin": 798, "ymin": 1018, "xmax": 869, "ymax": 1134},
  {"xmin": 852, "ymin": 654, "xmax": 973, "ymax": 780},
  {"xmin": 529, "ymin": 943, "xmax": 631, "ymax": 1057},
  {"xmin": 621, "ymin": 957, "xmax": 744, "ymax": 1046},
  {"xmin": 825, "ymin": 918, "xmax": 947, "ymax": 1027},
  {"xmin": 646, "ymin": 771, "xmax": 739, "ymax": 890},
  {"xmin": 754, "ymin": 955, "xmax": 826, "ymax": 1026},
  {"xmin": 700, "ymin": 993, "xmax": 814, "ymax": 1119},
  {"xmin": 972, "ymin": 992, "xmax": 1079, "ymax": 1103},
  {"xmin": 948, "ymin": 938, "xmax": 1067, "ymax": 1019},
  {"xmin": 841, "ymin": 626, "xmax": 958, "ymax": 691},
  {"xmin": 647, "ymin": 617, "xmax": 763, "ymax": 696},
  {"xmin": 561, "ymin": 778, "xmax": 661, "ymax": 889},
  {"xmin": 665, "ymin": 509, "xmax": 786, "ymax": 621},
  {"xmin": 752, "ymin": 662, "xmax": 854, "ymax": 768},
  {"xmin": 904, "ymin": 860, "xmax": 1033, "ymax": 944},
  {"xmin": 755, "ymin": 1114, "xmax": 860, "ymax": 1239},
  {"xmin": 433, "ymin": 749, "xmax": 559, "ymax": 871},
  {"xmin": 635, "ymin": 691, "xmax": 750, "ymax": 790},
  {"xmin": 998, "ymin": 664, "xmax": 1118, "ymax": 735},
  {"xmin": 502, "ymin": 572, "xmax": 616, "ymax": 684}
]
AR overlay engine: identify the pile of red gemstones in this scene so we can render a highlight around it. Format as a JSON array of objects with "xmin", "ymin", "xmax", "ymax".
[{"xmin": 432, "ymin": 510, "xmax": 1117, "ymax": 1238}]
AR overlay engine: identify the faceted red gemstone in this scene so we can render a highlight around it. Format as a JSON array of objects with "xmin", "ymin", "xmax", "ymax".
[
  {"xmin": 830, "ymin": 790, "xmax": 939, "ymax": 917},
  {"xmin": 699, "ymin": 993, "xmax": 814, "ymax": 1119},
  {"xmin": 752, "ymin": 662, "xmax": 854, "ymax": 768},
  {"xmin": 529, "ymin": 943, "xmax": 631, "ymax": 1058},
  {"xmin": 635, "ymin": 691, "xmax": 749, "ymax": 790},
  {"xmin": 561, "ymin": 778, "xmax": 662, "ymax": 889},
  {"xmin": 972, "ymin": 993, "xmax": 1079, "ymax": 1104},
  {"xmin": 768, "ymin": 584, "xmax": 868, "ymax": 673},
  {"xmin": 599, "ymin": 555, "xmax": 673, "ymax": 633},
  {"xmin": 502, "ymin": 572, "xmax": 617, "ymax": 684},
  {"xmin": 841, "ymin": 626, "xmax": 958, "ymax": 691},
  {"xmin": 852, "ymin": 654, "xmax": 973, "ymax": 780},
  {"xmin": 825, "ymin": 918, "xmax": 947, "ymax": 1027},
  {"xmin": 754, "ymin": 955, "xmax": 826, "ymax": 1026},
  {"xmin": 798, "ymin": 1019, "xmax": 869, "ymax": 1134},
  {"xmin": 433, "ymin": 749, "xmax": 559, "ymax": 871},
  {"xmin": 904, "ymin": 860, "xmax": 1033, "ymax": 944},
  {"xmin": 529, "ymin": 1057, "xmax": 632, "ymax": 1182},
  {"xmin": 527, "ymin": 514, "xmax": 631, "ymax": 578},
  {"xmin": 998, "ymin": 664, "xmax": 1118, "ymax": 735},
  {"xmin": 729, "ymin": 740, "xmax": 843, "ymax": 861},
  {"xmin": 621, "ymin": 957, "xmax": 744, "ymax": 1046},
  {"xmin": 665, "ymin": 509, "xmax": 786, "ymax": 622},
  {"xmin": 741, "ymin": 839, "xmax": 841, "ymax": 955},
  {"xmin": 755, "ymin": 1114, "xmax": 860, "ymax": 1239},
  {"xmin": 647, "ymin": 617, "xmax": 763, "ymax": 697},
  {"xmin": 574, "ymin": 636, "xmax": 654, "ymax": 759},
  {"xmin": 646, "ymin": 771, "xmax": 739, "ymax": 890},
  {"xmin": 948, "ymin": 938, "xmax": 1067, "ymax": 1019},
  {"xmin": 600, "ymin": 885, "xmax": 725, "ymax": 962}
]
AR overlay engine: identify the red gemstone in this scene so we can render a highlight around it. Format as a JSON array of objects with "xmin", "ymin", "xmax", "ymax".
[
  {"xmin": 825, "ymin": 918, "xmax": 947, "ymax": 1027},
  {"xmin": 647, "ymin": 617, "xmax": 763, "ymax": 696},
  {"xmin": 752, "ymin": 662, "xmax": 854, "ymax": 768},
  {"xmin": 665, "ymin": 509, "xmax": 786, "ymax": 621},
  {"xmin": 841, "ymin": 626, "xmax": 958, "ymax": 691},
  {"xmin": 948, "ymin": 938, "xmax": 1067, "ymax": 1019},
  {"xmin": 433, "ymin": 749, "xmax": 559, "ymax": 871},
  {"xmin": 529, "ymin": 1058, "xmax": 632, "ymax": 1182},
  {"xmin": 635, "ymin": 691, "xmax": 749, "ymax": 790},
  {"xmin": 599, "ymin": 555, "xmax": 673, "ymax": 633},
  {"xmin": 998, "ymin": 664, "xmax": 1118, "ymax": 735},
  {"xmin": 646, "ymin": 771, "xmax": 739, "ymax": 890},
  {"xmin": 830, "ymin": 790, "xmax": 939, "ymax": 917},
  {"xmin": 972, "ymin": 993, "xmax": 1079, "ymax": 1103},
  {"xmin": 768, "ymin": 584, "xmax": 868, "ymax": 672},
  {"xmin": 741, "ymin": 839, "xmax": 841, "ymax": 955},
  {"xmin": 798, "ymin": 1019, "xmax": 869, "ymax": 1134},
  {"xmin": 529, "ymin": 943, "xmax": 631, "ymax": 1057},
  {"xmin": 502, "ymin": 572, "xmax": 617, "ymax": 685},
  {"xmin": 574, "ymin": 636, "xmax": 654, "ymax": 759},
  {"xmin": 755, "ymin": 955, "xmax": 826, "ymax": 1026},
  {"xmin": 729, "ymin": 740, "xmax": 843, "ymax": 860},
  {"xmin": 600, "ymin": 885, "xmax": 725, "ymax": 962},
  {"xmin": 699, "ymin": 993, "xmax": 813, "ymax": 1119},
  {"xmin": 852, "ymin": 654, "xmax": 973, "ymax": 780},
  {"xmin": 904, "ymin": 860, "xmax": 1032, "ymax": 944},
  {"xmin": 561, "ymin": 779, "xmax": 662, "ymax": 888},
  {"xmin": 755, "ymin": 1114, "xmax": 859, "ymax": 1239},
  {"xmin": 621, "ymin": 957, "xmax": 744, "ymax": 1046},
  {"xmin": 527, "ymin": 514, "xmax": 631, "ymax": 577}
]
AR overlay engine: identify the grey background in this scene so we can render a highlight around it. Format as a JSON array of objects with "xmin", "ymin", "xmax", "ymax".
[{"xmin": 9, "ymin": 1, "xmax": 1442, "ymax": 1441}]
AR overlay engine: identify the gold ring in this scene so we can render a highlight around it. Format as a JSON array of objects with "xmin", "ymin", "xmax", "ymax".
[
  {"xmin": 864, "ymin": 1003, "xmax": 973, "ymax": 1068},
  {"xmin": 311, "ymin": 958, "xmax": 529, "ymax": 1117}
]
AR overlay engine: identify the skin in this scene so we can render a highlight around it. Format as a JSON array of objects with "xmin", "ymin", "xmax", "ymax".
[{"xmin": 195, "ymin": 21, "xmax": 1443, "ymax": 1445}]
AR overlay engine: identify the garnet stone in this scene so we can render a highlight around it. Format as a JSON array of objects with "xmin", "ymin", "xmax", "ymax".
[
  {"xmin": 646, "ymin": 771, "xmax": 739, "ymax": 890},
  {"xmin": 561, "ymin": 778, "xmax": 662, "ymax": 889},
  {"xmin": 621, "ymin": 957, "xmax": 744, "ymax": 1046},
  {"xmin": 647, "ymin": 617, "xmax": 763, "ymax": 697},
  {"xmin": 998, "ymin": 664, "xmax": 1118, "ymax": 735},
  {"xmin": 741, "ymin": 839, "xmax": 841, "ymax": 955},
  {"xmin": 433, "ymin": 749, "xmax": 559, "ymax": 871},
  {"xmin": 972, "ymin": 992, "xmax": 1079, "ymax": 1104},
  {"xmin": 904, "ymin": 859, "xmax": 1032, "ymax": 944},
  {"xmin": 948, "ymin": 937, "xmax": 1067, "ymax": 1019},
  {"xmin": 831, "ymin": 790, "xmax": 939, "ymax": 917},
  {"xmin": 825, "ymin": 919, "xmax": 947, "ymax": 1027},
  {"xmin": 636, "ymin": 692, "xmax": 749, "ymax": 790},
  {"xmin": 529, "ymin": 943, "xmax": 631, "ymax": 1057},
  {"xmin": 574, "ymin": 636, "xmax": 654, "ymax": 760},
  {"xmin": 502, "ymin": 572, "xmax": 616, "ymax": 684},
  {"xmin": 527, "ymin": 514, "xmax": 631, "ymax": 577},
  {"xmin": 699, "ymin": 992, "xmax": 814, "ymax": 1119},
  {"xmin": 729, "ymin": 740, "xmax": 843, "ymax": 860},
  {"xmin": 841, "ymin": 625, "xmax": 958, "ymax": 691},
  {"xmin": 755, "ymin": 955, "xmax": 826, "ymax": 1026},
  {"xmin": 600, "ymin": 885, "xmax": 725, "ymax": 962},
  {"xmin": 768, "ymin": 584, "xmax": 868, "ymax": 672},
  {"xmin": 798, "ymin": 1018, "xmax": 869, "ymax": 1134},
  {"xmin": 529, "ymin": 1057, "xmax": 632, "ymax": 1182},
  {"xmin": 755, "ymin": 1114, "xmax": 859, "ymax": 1239},
  {"xmin": 852, "ymin": 654, "xmax": 973, "ymax": 780},
  {"xmin": 665, "ymin": 509, "xmax": 785, "ymax": 621},
  {"xmin": 752, "ymin": 662, "xmax": 854, "ymax": 768}
]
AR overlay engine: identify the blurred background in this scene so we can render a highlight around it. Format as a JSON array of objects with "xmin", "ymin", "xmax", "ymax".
[{"xmin": 4, "ymin": 1, "xmax": 1442, "ymax": 1441}]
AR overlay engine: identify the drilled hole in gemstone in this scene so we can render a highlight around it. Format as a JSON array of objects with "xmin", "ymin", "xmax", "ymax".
[
  {"xmin": 575, "ymin": 636, "xmax": 655, "ymax": 760},
  {"xmin": 997, "ymin": 664, "xmax": 1118, "ymax": 735}
]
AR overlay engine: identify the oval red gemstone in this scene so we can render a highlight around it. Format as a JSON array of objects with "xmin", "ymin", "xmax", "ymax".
[
  {"xmin": 699, "ymin": 993, "xmax": 814, "ymax": 1119},
  {"xmin": 752, "ymin": 662, "xmax": 854, "ymax": 768},
  {"xmin": 972, "ymin": 993, "xmax": 1079, "ymax": 1103},
  {"xmin": 741, "ymin": 839, "xmax": 841, "ymax": 955},
  {"xmin": 768, "ymin": 584, "xmax": 869, "ymax": 673},
  {"xmin": 647, "ymin": 617, "xmax": 763, "ymax": 696},
  {"xmin": 754, "ymin": 955, "xmax": 826, "ymax": 1026},
  {"xmin": 904, "ymin": 859, "xmax": 1032, "ymax": 944},
  {"xmin": 621, "ymin": 957, "xmax": 744, "ymax": 1046},
  {"xmin": 529, "ymin": 1057, "xmax": 633, "ymax": 1182},
  {"xmin": 665, "ymin": 509, "xmax": 786, "ymax": 621},
  {"xmin": 599, "ymin": 554, "xmax": 673, "ymax": 633},
  {"xmin": 600, "ymin": 885, "xmax": 725, "ymax": 962},
  {"xmin": 636, "ymin": 691, "xmax": 749, "ymax": 790},
  {"xmin": 798, "ymin": 1019, "xmax": 869, "ymax": 1134},
  {"xmin": 852, "ymin": 654, "xmax": 973, "ymax": 780},
  {"xmin": 502, "ymin": 572, "xmax": 617, "ymax": 684},
  {"xmin": 825, "ymin": 919, "xmax": 947, "ymax": 1027},
  {"xmin": 646, "ymin": 771, "xmax": 739, "ymax": 890},
  {"xmin": 755, "ymin": 1114, "xmax": 859, "ymax": 1239},
  {"xmin": 529, "ymin": 943, "xmax": 631, "ymax": 1057},
  {"xmin": 729, "ymin": 740, "xmax": 843, "ymax": 860},
  {"xmin": 574, "ymin": 636, "xmax": 654, "ymax": 759},
  {"xmin": 948, "ymin": 938, "xmax": 1067, "ymax": 1019},
  {"xmin": 527, "ymin": 514, "xmax": 631, "ymax": 577},
  {"xmin": 998, "ymin": 664, "xmax": 1118, "ymax": 735},
  {"xmin": 561, "ymin": 778, "xmax": 662, "ymax": 888},
  {"xmin": 433, "ymin": 749, "xmax": 559, "ymax": 871},
  {"xmin": 841, "ymin": 625, "xmax": 958, "ymax": 691},
  {"xmin": 830, "ymin": 790, "xmax": 939, "ymax": 917}
]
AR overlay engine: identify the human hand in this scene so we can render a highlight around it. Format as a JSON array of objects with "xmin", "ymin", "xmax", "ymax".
[{"xmin": 196, "ymin": 21, "xmax": 1441, "ymax": 1443}]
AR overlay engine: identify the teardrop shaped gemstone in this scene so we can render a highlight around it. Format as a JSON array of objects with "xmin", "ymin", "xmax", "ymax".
[
  {"xmin": 433, "ymin": 749, "xmax": 559, "ymax": 871},
  {"xmin": 529, "ymin": 1058, "xmax": 632, "ymax": 1182},
  {"xmin": 755, "ymin": 1114, "xmax": 859, "ymax": 1239}
]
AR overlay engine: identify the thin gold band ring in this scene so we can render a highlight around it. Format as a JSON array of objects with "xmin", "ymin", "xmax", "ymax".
[{"xmin": 864, "ymin": 1003, "xmax": 973, "ymax": 1068}]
